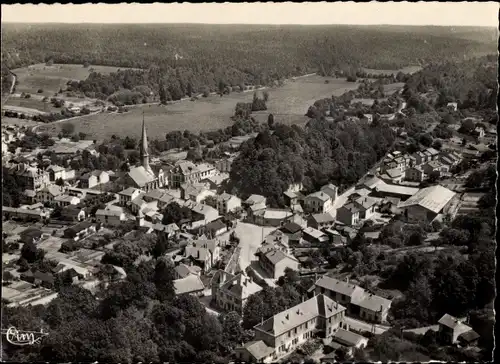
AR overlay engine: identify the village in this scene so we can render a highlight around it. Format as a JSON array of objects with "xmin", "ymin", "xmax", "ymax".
[{"xmin": 2, "ymin": 73, "xmax": 496, "ymax": 362}]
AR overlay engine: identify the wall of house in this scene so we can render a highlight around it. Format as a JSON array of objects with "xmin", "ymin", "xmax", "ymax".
[
  {"xmin": 273, "ymin": 317, "xmax": 319, "ymax": 359},
  {"xmin": 274, "ymin": 259, "xmax": 299, "ymax": 279},
  {"xmin": 336, "ymin": 208, "xmax": 356, "ymax": 226}
]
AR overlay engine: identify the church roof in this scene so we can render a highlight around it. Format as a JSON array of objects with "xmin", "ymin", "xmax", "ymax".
[
  {"xmin": 128, "ymin": 166, "xmax": 156, "ymax": 187},
  {"xmin": 140, "ymin": 114, "xmax": 149, "ymax": 158}
]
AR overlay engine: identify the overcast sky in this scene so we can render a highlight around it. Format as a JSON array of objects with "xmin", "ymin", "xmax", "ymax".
[{"xmin": 1, "ymin": 3, "xmax": 498, "ymax": 27}]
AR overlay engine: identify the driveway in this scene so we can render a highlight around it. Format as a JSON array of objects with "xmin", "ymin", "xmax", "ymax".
[{"xmin": 233, "ymin": 222, "xmax": 277, "ymax": 271}]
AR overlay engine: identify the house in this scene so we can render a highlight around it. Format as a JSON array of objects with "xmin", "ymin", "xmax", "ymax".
[
  {"xmin": 244, "ymin": 194, "xmax": 267, "ymax": 209},
  {"xmin": 143, "ymin": 189, "xmax": 176, "ymax": 209},
  {"xmin": 202, "ymin": 219, "xmax": 228, "ymax": 238},
  {"xmin": 379, "ymin": 167, "xmax": 404, "ymax": 184},
  {"xmin": 216, "ymin": 193, "xmax": 241, "ymax": 215},
  {"xmin": 353, "ymin": 196, "xmax": 378, "ymax": 220},
  {"xmin": 283, "ymin": 190, "xmax": 299, "ymax": 207},
  {"xmin": 302, "ymin": 227, "xmax": 329, "ymax": 245},
  {"xmin": 173, "ymin": 274, "xmax": 205, "ymax": 296},
  {"xmin": 421, "ymin": 160, "xmax": 443, "ymax": 178},
  {"xmin": 188, "ymin": 203, "xmax": 220, "ymax": 227},
  {"xmin": 54, "ymin": 194, "xmax": 80, "ymax": 207},
  {"xmin": 118, "ymin": 187, "xmax": 144, "ymax": 206},
  {"xmin": 184, "ymin": 239, "xmax": 221, "ymax": 272},
  {"xmin": 61, "ymin": 205, "xmax": 86, "ymax": 222},
  {"xmin": 457, "ymin": 329, "xmax": 480, "ymax": 348},
  {"xmin": 200, "ymin": 173, "xmax": 229, "ymax": 190},
  {"xmin": 304, "ymin": 184, "xmax": 337, "ymax": 214},
  {"xmin": 398, "ymin": 185, "xmax": 456, "ymax": 223},
  {"xmin": 262, "ymin": 230, "xmax": 292, "ymax": 255},
  {"xmin": 331, "ymin": 328, "xmax": 369, "ymax": 351},
  {"xmin": 438, "ymin": 314, "xmax": 477, "ymax": 345},
  {"xmin": 7, "ymin": 163, "xmax": 50, "ymax": 191},
  {"xmin": 180, "ymin": 182, "xmax": 214, "ymax": 203},
  {"xmin": 323, "ymin": 228, "xmax": 347, "ymax": 247},
  {"xmin": 256, "ymin": 248, "xmax": 300, "ymax": 279},
  {"xmin": 405, "ymin": 166, "xmax": 425, "ymax": 182},
  {"xmin": 174, "ymin": 263, "xmax": 202, "ymax": 279},
  {"xmin": 35, "ymin": 185, "xmax": 64, "ymax": 204},
  {"xmin": 168, "ymin": 160, "xmax": 202, "ymax": 188},
  {"xmin": 78, "ymin": 170, "xmax": 109, "ymax": 189},
  {"xmin": 254, "ymin": 209, "xmax": 294, "ymax": 227},
  {"xmin": 336, "ymin": 203, "xmax": 361, "ymax": 226},
  {"xmin": 63, "ymin": 221, "xmax": 97, "ymax": 241},
  {"xmin": 426, "ymin": 147, "xmax": 440, "ymax": 160},
  {"xmin": 212, "ymin": 272, "xmax": 263, "ymax": 314},
  {"xmin": 47, "ymin": 165, "xmax": 75, "ymax": 182},
  {"xmin": 314, "ymin": 276, "xmax": 392, "ymax": 323},
  {"xmin": 215, "ymin": 157, "xmax": 235, "ymax": 173},
  {"xmin": 96, "ymin": 209, "xmax": 126, "ymax": 226},
  {"xmin": 19, "ymin": 228, "xmax": 43, "ymax": 244},
  {"xmin": 249, "ymin": 294, "xmax": 347, "ymax": 361},
  {"xmin": 20, "ymin": 270, "xmax": 55, "ymax": 289},
  {"xmin": 379, "ymin": 197, "xmax": 401, "ymax": 214},
  {"xmin": 308, "ymin": 212, "xmax": 335, "ymax": 230},
  {"xmin": 235, "ymin": 340, "xmax": 275, "ymax": 363}
]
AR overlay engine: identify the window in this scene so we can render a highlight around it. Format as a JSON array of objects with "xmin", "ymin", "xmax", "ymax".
[
  {"xmin": 288, "ymin": 332, "xmax": 291, "ymax": 338},
  {"xmin": 280, "ymin": 345, "xmax": 286, "ymax": 352},
  {"xmin": 294, "ymin": 328, "xmax": 297, "ymax": 334},
  {"xmin": 305, "ymin": 322, "xmax": 308, "ymax": 329}
]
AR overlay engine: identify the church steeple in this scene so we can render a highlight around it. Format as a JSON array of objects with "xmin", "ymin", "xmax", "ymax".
[{"xmin": 140, "ymin": 112, "xmax": 152, "ymax": 174}]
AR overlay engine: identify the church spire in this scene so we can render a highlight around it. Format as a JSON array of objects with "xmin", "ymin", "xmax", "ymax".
[{"xmin": 140, "ymin": 111, "xmax": 152, "ymax": 174}]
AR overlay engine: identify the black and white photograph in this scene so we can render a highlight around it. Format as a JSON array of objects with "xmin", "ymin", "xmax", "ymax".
[{"xmin": 1, "ymin": 2, "xmax": 498, "ymax": 363}]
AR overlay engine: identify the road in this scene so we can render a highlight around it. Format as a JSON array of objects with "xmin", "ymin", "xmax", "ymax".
[
  {"xmin": 344, "ymin": 316, "xmax": 391, "ymax": 335},
  {"xmin": 1, "ymin": 73, "xmax": 16, "ymax": 106},
  {"xmin": 233, "ymin": 222, "xmax": 277, "ymax": 271}
]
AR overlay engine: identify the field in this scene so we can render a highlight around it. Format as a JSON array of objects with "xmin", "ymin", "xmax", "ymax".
[
  {"xmin": 11, "ymin": 63, "xmax": 139, "ymax": 96},
  {"xmin": 362, "ymin": 65, "xmax": 423, "ymax": 75},
  {"xmin": 38, "ymin": 75, "xmax": 364, "ymax": 140}
]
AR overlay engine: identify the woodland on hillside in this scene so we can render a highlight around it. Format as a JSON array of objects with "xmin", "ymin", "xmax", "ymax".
[{"xmin": 2, "ymin": 24, "xmax": 496, "ymax": 101}]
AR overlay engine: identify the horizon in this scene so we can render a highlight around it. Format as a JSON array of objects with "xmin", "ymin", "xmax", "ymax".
[{"xmin": 2, "ymin": 3, "xmax": 498, "ymax": 27}]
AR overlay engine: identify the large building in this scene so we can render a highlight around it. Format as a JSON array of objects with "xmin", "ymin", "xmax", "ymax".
[
  {"xmin": 237, "ymin": 294, "xmax": 347, "ymax": 362},
  {"xmin": 124, "ymin": 117, "xmax": 164, "ymax": 192},
  {"xmin": 211, "ymin": 271, "xmax": 263, "ymax": 314},
  {"xmin": 398, "ymin": 185, "xmax": 456, "ymax": 223},
  {"xmin": 314, "ymin": 276, "xmax": 392, "ymax": 324}
]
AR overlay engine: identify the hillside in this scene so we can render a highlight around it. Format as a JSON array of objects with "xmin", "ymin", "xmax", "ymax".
[{"xmin": 1, "ymin": 24, "xmax": 496, "ymax": 99}]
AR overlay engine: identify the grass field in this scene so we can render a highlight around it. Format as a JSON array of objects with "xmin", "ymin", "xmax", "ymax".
[
  {"xmin": 0, "ymin": 116, "xmax": 40, "ymax": 128},
  {"xmin": 11, "ymin": 63, "xmax": 139, "ymax": 96},
  {"xmin": 37, "ymin": 75, "xmax": 363, "ymax": 140}
]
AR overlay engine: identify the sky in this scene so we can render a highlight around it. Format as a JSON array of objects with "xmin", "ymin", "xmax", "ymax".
[{"xmin": 1, "ymin": 3, "xmax": 499, "ymax": 27}]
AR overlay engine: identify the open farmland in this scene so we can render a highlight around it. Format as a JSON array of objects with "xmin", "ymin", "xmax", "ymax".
[
  {"xmin": 11, "ymin": 63, "xmax": 140, "ymax": 96},
  {"xmin": 37, "ymin": 75, "xmax": 364, "ymax": 140}
]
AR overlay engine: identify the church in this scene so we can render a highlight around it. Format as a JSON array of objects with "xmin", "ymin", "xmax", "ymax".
[{"xmin": 123, "ymin": 117, "xmax": 166, "ymax": 192}]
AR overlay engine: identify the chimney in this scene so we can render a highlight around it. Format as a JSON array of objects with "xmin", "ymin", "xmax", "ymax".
[
  {"xmin": 285, "ymin": 314, "xmax": 289, "ymax": 320},
  {"xmin": 380, "ymin": 304, "xmax": 383, "ymax": 312},
  {"xmin": 345, "ymin": 277, "xmax": 349, "ymax": 284}
]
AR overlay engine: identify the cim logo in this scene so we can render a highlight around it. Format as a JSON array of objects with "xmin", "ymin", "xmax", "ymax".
[{"xmin": 2, "ymin": 327, "xmax": 48, "ymax": 346}]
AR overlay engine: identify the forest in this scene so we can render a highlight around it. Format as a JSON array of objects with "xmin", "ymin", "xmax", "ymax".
[
  {"xmin": 1, "ymin": 24, "xmax": 496, "ymax": 101},
  {"xmin": 230, "ymin": 119, "xmax": 396, "ymax": 206}
]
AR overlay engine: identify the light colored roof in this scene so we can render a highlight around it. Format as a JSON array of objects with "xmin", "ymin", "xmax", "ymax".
[
  {"xmin": 423, "ymin": 160, "xmax": 442, "ymax": 169},
  {"xmin": 303, "ymin": 227, "xmax": 328, "ymax": 240},
  {"xmin": 190, "ymin": 203, "xmax": 218, "ymax": 218},
  {"xmin": 202, "ymin": 173, "xmax": 229, "ymax": 186},
  {"xmin": 245, "ymin": 194, "xmax": 266, "ymax": 205},
  {"xmin": 362, "ymin": 176, "xmax": 383, "ymax": 190},
  {"xmin": 218, "ymin": 192, "xmax": 238, "ymax": 202},
  {"xmin": 332, "ymin": 329, "xmax": 367, "ymax": 347},
  {"xmin": 127, "ymin": 166, "xmax": 156, "ymax": 187},
  {"xmin": 426, "ymin": 147, "xmax": 439, "ymax": 156},
  {"xmin": 320, "ymin": 184, "xmax": 338, "ymax": 199},
  {"xmin": 173, "ymin": 275, "xmax": 205, "ymax": 295},
  {"xmin": 119, "ymin": 187, "xmax": 141, "ymax": 196},
  {"xmin": 175, "ymin": 263, "xmax": 201, "ymax": 279},
  {"xmin": 374, "ymin": 183, "xmax": 419, "ymax": 197},
  {"xmin": 263, "ymin": 209, "xmax": 293, "ymax": 220},
  {"xmin": 220, "ymin": 273, "xmax": 263, "ymax": 300},
  {"xmin": 354, "ymin": 196, "xmax": 379, "ymax": 210},
  {"xmin": 153, "ymin": 222, "xmax": 180, "ymax": 233},
  {"xmin": 264, "ymin": 249, "xmax": 298, "ymax": 266},
  {"xmin": 240, "ymin": 341, "xmax": 275, "ymax": 360},
  {"xmin": 315, "ymin": 276, "xmax": 364, "ymax": 299},
  {"xmin": 307, "ymin": 191, "xmax": 330, "ymax": 202},
  {"xmin": 353, "ymin": 292, "xmax": 392, "ymax": 313},
  {"xmin": 385, "ymin": 167, "xmax": 403, "ymax": 178},
  {"xmin": 438, "ymin": 314, "xmax": 472, "ymax": 332},
  {"xmin": 255, "ymin": 294, "xmax": 346, "ymax": 337},
  {"xmin": 54, "ymin": 195, "xmax": 79, "ymax": 202},
  {"xmin": 175, "ymin": 160, "xmax": 199, "ymax": 175},
  {"xmin": 398, "ymin": 185, "xmax": 455, "ymax": 214},
  {"xmin": 311, "ymin": 212, "xmax": 335, "ymax": 224},
  {"xmin": 96, "ymin": 209, "xmax": 123, "ymax": 217},
  {"xmin": 38, "ymin": 185, "xmax": 64, "ymax": 197}
]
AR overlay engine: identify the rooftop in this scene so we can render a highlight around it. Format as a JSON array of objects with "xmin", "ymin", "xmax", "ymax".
[
  {"xmin": 127, "ymin": 166, "xmax": 156, "ymax": 187},
  {"xmin": 239, "ymin": 340, "xmax": 274, "ymax": 360},
  {"xmin": 220, "ymin": 273, "xmax": 263, "ymax": 300},
  {"xmin": 398, "ymin": 185, "xmax": 455, "ymax": 214},
  {"xmin": 173, "ymin": 275, "xmax": 205, "ymax": 295},
  {"xmin": 254, "ymin": 294, "xmax": 345, "ymax": 337},
  {"xmin": 311, "ymin": 212, "xmax": 335, "ymax": 224},
  {"xmin": 332, "ymin": 329, "xmax": 367, "ymax": 347},
  {"xmin": 374, "ymin": 182, "xmax": 419, "ymax": 197}
]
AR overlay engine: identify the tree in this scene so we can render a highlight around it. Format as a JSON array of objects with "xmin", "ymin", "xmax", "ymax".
[
  {"xmin": 262, "ymin": 113, "xmax": 275, "ymax": 129},
  {"xmin": 263, "ymin": 90, "xmax": 269, "ymax": 102},
  {"xmin": 21, "ymin": 241, "xmax": 39, "ymax": 263},
  {"xmin": 431, "ymin": 139, "xmax": 442, "ymax": 150},
  {"xmin": 219, "ymin": 311, "xmax": 245, "ymax": 351},
  {"xmin": 159, "ymin": 80, "xmax": 167, "ymax": 104},
  {"xmin": 418, "ymin": 133, "xmax": 433, "ymax": 147},
  {"xmin": 154, "ymin": 259, "xmax": 176, "ymax": 302},
  {"xmin": 243, "ymin": 294, "xmax": 265, "ymax": 329},
  {"xmin": 83, "ymin": 61, "xmax": 90, "ymax": 68},
  {"xmin": 61, "ymin": 122, "xmax": 75, "ymax": 137},
  {"xmin": 152, "ymin": 238, "xmax": 169, "ymax": 259}
]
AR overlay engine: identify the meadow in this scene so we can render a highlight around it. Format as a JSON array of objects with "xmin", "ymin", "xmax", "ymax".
[
  {"xmin": 11, "ymin": 63, "xmax": 139, "ymax": 96},
  {"xmin": 38, "ymin": 75, "xmax": 364, "ymax": 140},
  {"xmin": 361, "ymin": 65, "xmax": 423, "ymax": 75}
]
